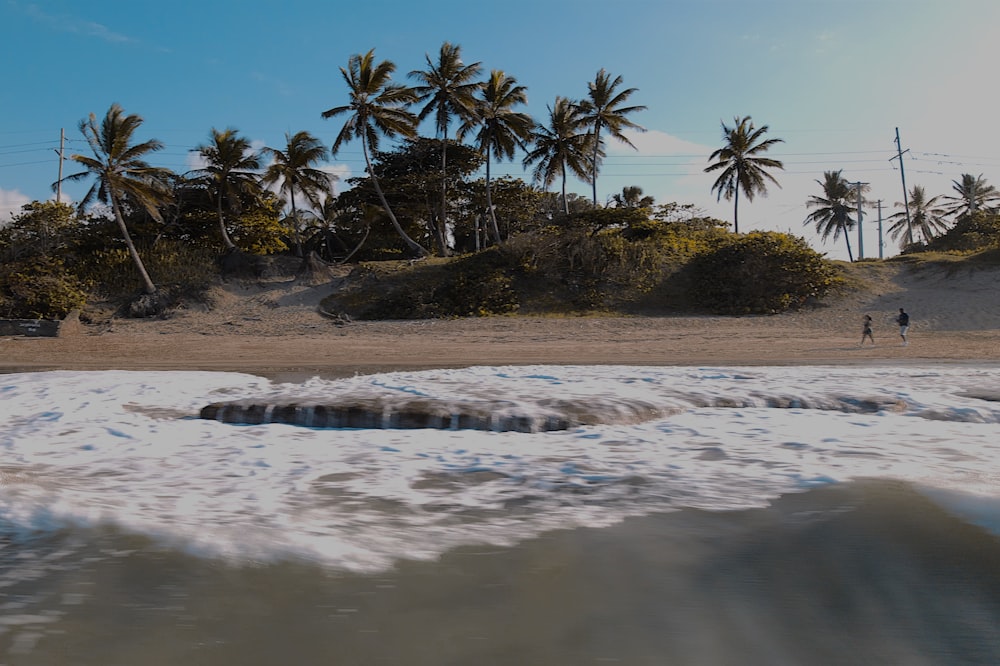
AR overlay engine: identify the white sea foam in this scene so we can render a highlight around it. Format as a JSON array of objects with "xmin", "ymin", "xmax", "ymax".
[{"xmin": 1, "ymin": 365, "xmax": 999, "ymax": 572}]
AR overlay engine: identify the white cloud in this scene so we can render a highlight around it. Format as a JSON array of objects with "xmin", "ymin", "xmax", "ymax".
[
  {"xmin": 607, "ymin": 128, "xmax": 708, "ymax": 157},
  {"xmin": 185, "ymin": 151, "xmax": 207, "ymax": 171},
  {"xmin": 19, "ymin": 2, "xmax": 136, "ymax": 44},
  {"xmin": 322, "ymin": 164, "xmax": 351, "ymax": 195},
  {"xmin": 259, "ymin": 160, "xmax": 350, "ymax": 214},
  {"xmin": 0, "ymin": 188, "xmax": 32, "ymax": 225}
]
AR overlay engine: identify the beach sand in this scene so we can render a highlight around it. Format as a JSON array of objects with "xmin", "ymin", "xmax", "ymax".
[{"xmin": 2, "ymin": 260, "xmax": 998, "ymax": 376}]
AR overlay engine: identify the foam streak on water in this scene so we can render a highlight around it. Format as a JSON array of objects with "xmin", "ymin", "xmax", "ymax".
[{"xmin": 1, "ymin": 365, "xmax": 999, "ymax": 572}]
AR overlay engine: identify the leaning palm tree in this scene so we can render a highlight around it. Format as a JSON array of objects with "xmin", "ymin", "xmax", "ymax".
[
  {"xmin": 409, "ymin": 42, "xmax": 483, "ymax": 256},
  {"xmin": 261, "ymin": 131, "xmax": 335, "ymax": 257},
  {"xmin": 704, "ymin": 115, "xmax": 784, "ymax": 234},
  {"xmin": 888, "ymin": 185, "xmax": 949, "ymax": 247},
  {"xmin": 321, "ymin": 49, "xmax": 427, "ymax": 257},
  {"xmin": 803, "ymin": 170, "xmax": 864, "ymax": 262},
  {"xmin": 941, "ymin": 173, "xmax": 1000, "ymax": 220},
  {"xmin": 457, "ymin": 69, "xmax": 534, "ymax": 244},
  {"xmin": 57, "ymin": 103, "xmax": 173, "ymax": 295},
  {"xmin": 522, "ymin": 97, "xmax": 595, "ymax": 216},
  {"xmin": 577, "ymin": 69, "xmax": 646, "ymax": 207},
  {"xmin": 191, "ymin": 127, "xmax": 262, "ymax": 251}
]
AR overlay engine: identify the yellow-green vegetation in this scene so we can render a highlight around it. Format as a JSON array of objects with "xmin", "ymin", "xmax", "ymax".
[
  {"xmin": 0, "ymin": 255, "xmax": 88, "ymax": 320},
  {"xmin": 1, "ymin": 202, "xmax": 89, "ymax": 319},
  {"xmin": 321, "ymin": 221, "xmax": 839, "ymax": 319},
  {"xmin": 6, "ymin": 190, "xmax": 998, "ymax": 322},
  {"xmin": 0, "ymin": 200, "xmax": 255, "ymax": 320},
  {"xmin": 921, "ymin": 210, "xmax": 1000, "ymax": 254},
  {"xmin": 78, "ymin": 244, "xmax": 218, "ymax": 303},
  {"xmin": 328, "ymin": 255, "xmax": 518, "ymax": 319},
  {"xmin": 885, "ymin": 247, "xmax": 1000, "ymax": 278}
]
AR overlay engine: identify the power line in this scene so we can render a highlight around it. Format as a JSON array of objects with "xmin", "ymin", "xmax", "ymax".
[{"xmin": 0, "ymin": 159, "xmax": 55, "ymax": 169}]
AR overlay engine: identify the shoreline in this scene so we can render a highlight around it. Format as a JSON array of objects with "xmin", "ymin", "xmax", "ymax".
[
  {"xmin": 4, "ymin": 260, "xmax": 999, "ymax": 378},
  {"xmin": 2, "ymin": 316, "xmax": 999, "ymax": 379}
]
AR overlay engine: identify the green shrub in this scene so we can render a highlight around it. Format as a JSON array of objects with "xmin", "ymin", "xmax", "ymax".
[
  {"xmin": 500, "ymin": 225, "xmax": 708, "ymax": 310},
  {"xmin": 356, "ymin": 251, "xmax": 519, "ymax": 319},
  {"xmin": 686, "ymin": 232, "xmax": 840, "ymax": 314},
  {"xmin": 0, "ymin": 256, "xmax": 88, "ymax": 319},
  {"xmin": 78, "ymin": 241, "xmax": 216, "ymax": 304},
  {"xmin": 924, "ymin": 211, "xmax": 1000, "ymax": 253},
  {"xmin": 435, "ymin": 252, "xmax": 519, "ymax": 317}
]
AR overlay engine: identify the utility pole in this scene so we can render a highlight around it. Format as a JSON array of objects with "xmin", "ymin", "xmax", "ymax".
[
  {"xmin": 890, "ymin": 127, "xmax": 912, "ymax": 245},
  {"xmin": 876, "ymin": 199, "xmax": 884, "ymax": 259},
  {"xmin": 852, "ymin": 181, "xmax": 869, "ymax": 259},
  {"xmin": 54, "ymin": 128, "xmax": 66, "ymax": 203}
]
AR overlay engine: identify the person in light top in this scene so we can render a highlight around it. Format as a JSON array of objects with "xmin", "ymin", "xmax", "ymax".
[{"xmin": 861, "ymin": 314, "xmax": 875, "ymax": 346}]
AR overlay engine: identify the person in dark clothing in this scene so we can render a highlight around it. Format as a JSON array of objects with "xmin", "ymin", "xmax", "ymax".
[
  {"xmin": 896, "ymin": 308, "xmax": 910, "ymax": 346},
  {"xmin": 861, "ymin": 314, "xmax": 875, "ymax": 346}
]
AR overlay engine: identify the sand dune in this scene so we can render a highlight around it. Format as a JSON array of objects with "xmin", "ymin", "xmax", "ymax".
[{"xmin": 2, "ymin": 262, "xmax": 998, "ymax": 377}]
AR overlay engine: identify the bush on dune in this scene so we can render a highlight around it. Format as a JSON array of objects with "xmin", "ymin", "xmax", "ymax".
[
  {"xmin": 685, "ymin": 232, "xmax": 841, "ymax": 314},
  {"xmin": 333, "ymin": 220, "xmax": 836, "ymax": 319},
  {"xmin": 0, "ymin": 256, "xmax": 89, "ymax": 320}
]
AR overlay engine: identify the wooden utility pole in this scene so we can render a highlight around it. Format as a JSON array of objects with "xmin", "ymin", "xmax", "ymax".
[
  {"xmin": 890, "ymin": 128, "xmax": 912, "ymax": 245},
  {"xmin": 55, "ymin": 128, "xmax": 65, "ymax": 203},
  {"xmin": 876, "ymin": 199, "xmax": 884, "ymax": 259}
]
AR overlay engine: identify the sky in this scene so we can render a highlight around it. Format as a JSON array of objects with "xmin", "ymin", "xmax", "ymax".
[{"xmin": 2, "ymin": 0, "xmax": 1000, "ymax": 260}]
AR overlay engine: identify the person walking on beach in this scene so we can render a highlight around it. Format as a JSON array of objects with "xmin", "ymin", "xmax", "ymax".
[
  {"xmin": 861, "ymin": 314, "xmax": 875, "ymax": 346},
  {"xmin": 896, "ymin": 308, "xmax": 910, "ymax": 346}
]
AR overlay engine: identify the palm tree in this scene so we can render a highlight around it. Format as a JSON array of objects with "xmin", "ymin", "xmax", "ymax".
[
  {"xmin": 704, "ymin": 115, "xmax": 784, "ymax": 234},
  {"xmin": 577, "ymin": 69, "xmax": 646, "ymax": 207},
  {"xmin": 261, "ymin": 131, "xmax": 335, "ymax": 257},
  {"xmin": 522, "ymin": 97, "xmax": 595, "ymax": 216},
  {"xmin": 58, "ymin": 103, "xmax": 172, "ymax": 295},
  {"xmin": 457, "ymin": 69, "xmax": 534, "ymax": 244},
  {"xmin": 191, "ymin": 128, "xmax": 262, "ymax": 251},
  {"xmin": 409, "ymin": 42, "xmax": 483, "ymax": 256},
  {"xmin": 803, "ymin": 170, "xmax": 865, "ymax": 261},
  {"xmin": 888, "ymin": 185, "xmax": 949, "ymax": 246},
  {"xmin": 611, "ymin": 185, "xmax": 655, "ymax": 209},
  {"xmin": 321, "ymin": 49, "xmax": 428, "ymax": 258},
  {"xmin": 941, "ymin": 173, "xmax": 999, "ymax": 220}
]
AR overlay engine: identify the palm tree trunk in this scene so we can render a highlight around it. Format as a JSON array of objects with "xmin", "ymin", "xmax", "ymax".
[
  {"xmin": 843, "ymin": 232, "xmax": 854, "ymax": 263},
  {"xmin": 561, "ymin": 166, "xmax": 569, "ymax": 216},
  {"xmin": 591, "ymin": 122, "xmax": 601, "ymax": 207},
  {"xmin": 110, "ymin": 193, "xmax": 157, "ymax": 295},
  {"xmin": 485, "ymin": 156, "xmax": 501, "ymax": 244},
  {"xmin": 436, "ymin": 137, "xmax": 450, "ymax": 256},
  {"xmin": 733, "ymin": 184, "xmax": 740, "ymax": 234},
  {"xmin": 290, "ymin": 196, "xmax": 304, "ymax": 258},
  {"xmin": 363, "ymin": 138, "xmax": 428, "ymax": 258},
  {"xmin": 339, "ymin": 221, "xmax": 371, "ymax": 265},
  {"xmin": 216, "ymin": 195, "xmax": 236, "ymax": 250}
]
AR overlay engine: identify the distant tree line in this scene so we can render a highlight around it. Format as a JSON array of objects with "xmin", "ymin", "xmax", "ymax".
[{"xmin": 2, "ymin": 41, "xmax": 996, "ymax": 320}]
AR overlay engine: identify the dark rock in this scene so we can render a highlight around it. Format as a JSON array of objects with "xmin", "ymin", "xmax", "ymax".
[{"xmin": 199, "ymin": 401, "xmax": 574, "ymax": 433}]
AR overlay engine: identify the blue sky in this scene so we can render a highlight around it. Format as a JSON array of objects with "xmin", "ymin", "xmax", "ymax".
[{"xmin": 2, "ymin": 0, "xmax": 999, "ymax": 260}]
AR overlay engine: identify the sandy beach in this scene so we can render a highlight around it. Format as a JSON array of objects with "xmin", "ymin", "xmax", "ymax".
[{"xmin": 2, "ymin": 261, "xmax": 998, "ymax": 376}]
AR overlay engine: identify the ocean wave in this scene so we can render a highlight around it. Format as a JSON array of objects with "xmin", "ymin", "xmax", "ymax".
[{"xmin": 2, "ymin": 366, "xmax": 1000, "ymax": 573}]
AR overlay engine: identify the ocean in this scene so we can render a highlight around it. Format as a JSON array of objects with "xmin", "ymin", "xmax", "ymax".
[{"xmin": 2, "ymin": 364, "xmax": 1000, "ymax": 665}]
